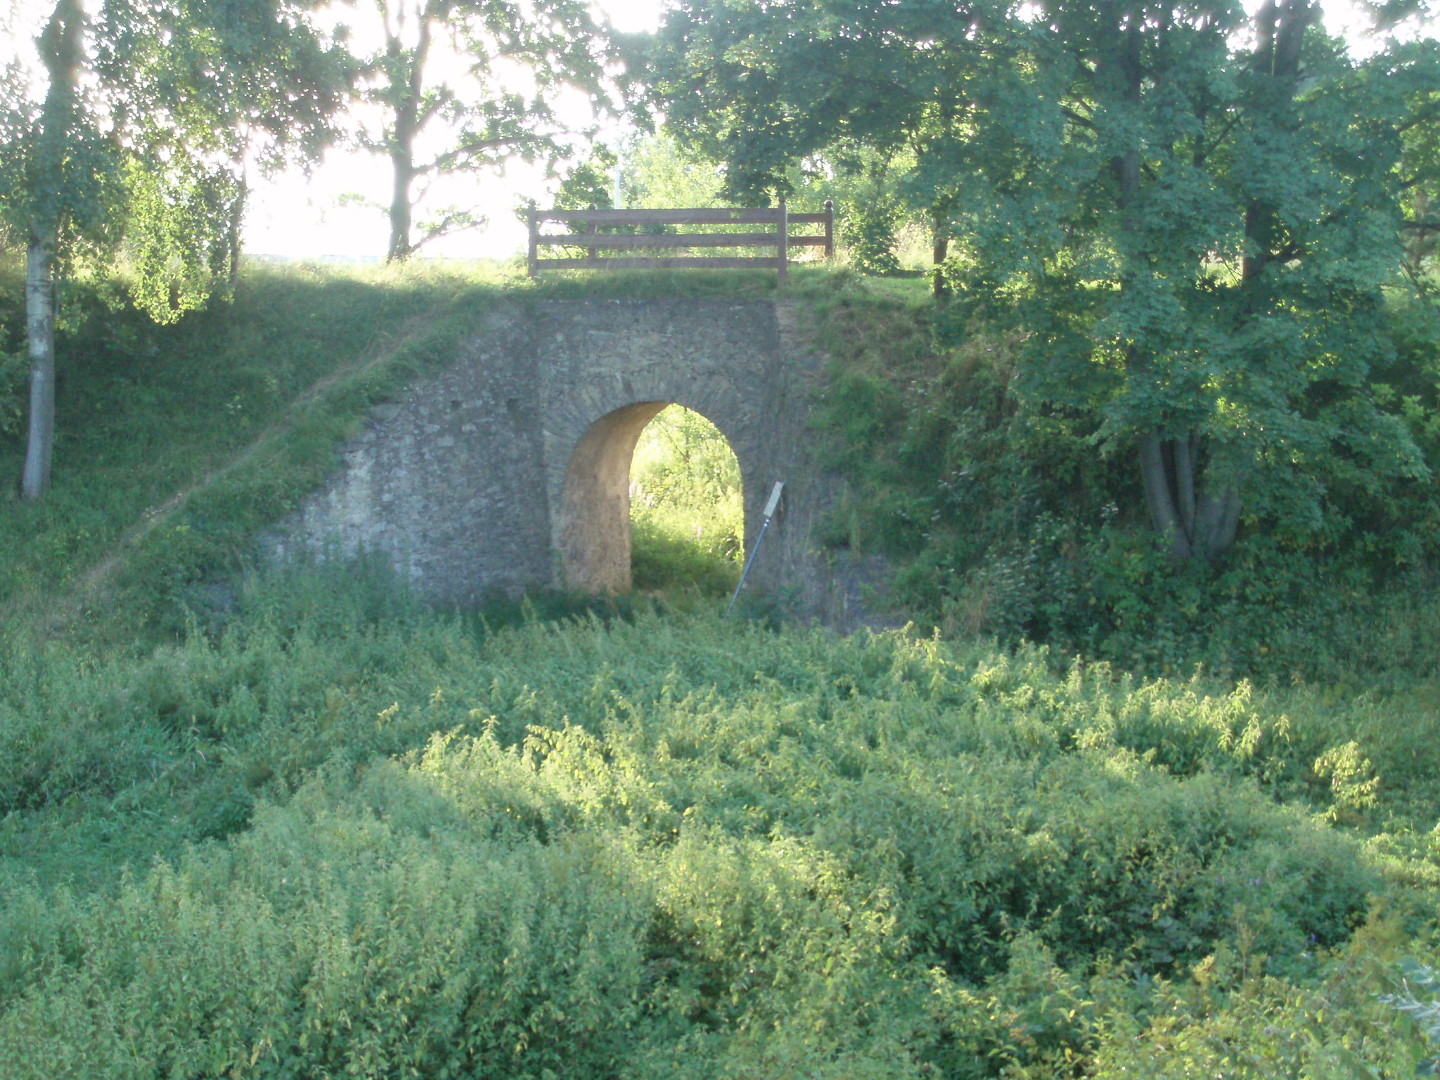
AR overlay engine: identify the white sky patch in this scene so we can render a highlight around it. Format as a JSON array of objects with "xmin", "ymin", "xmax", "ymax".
[
  {"xmin": 1, "ymin": 0, "xmax": 42, "ymax": 75},
  {"xmin": 247, "ymin": 0, "xmax": 670, "ymax": 260}
]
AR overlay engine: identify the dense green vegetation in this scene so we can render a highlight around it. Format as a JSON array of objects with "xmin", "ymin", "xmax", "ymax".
[
  {"xmin": 18, "ymin": 580, "xmax": 1440, "ymax": 1072},
  {"xmin": 0, "ymin": 258, "xmax": 1436, "ymax": 1078},
  {"xmin": 5, "ymin": 0, "xmax": 1440, "ymax": 1072},
  {"xmin": 3, "ymin": 563, "xmax": 1440, "ymax": 1078},
  {"xmin": 804, "ymin": 275, "xmax": 1440, "ymax": 686}
]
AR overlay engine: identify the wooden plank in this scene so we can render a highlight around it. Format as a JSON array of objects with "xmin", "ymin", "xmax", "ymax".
[
  {"xmin": 539, "ymin": 208, "xmax": 783, "ymax": 226},
  {"xmin": 539, "ymin": 231, "xmax": 782, "ymax": 249},
  {"xmin": 536, "ymin": 232, "xmax": 831, "ymax": 249},
  {"xmin": 533, "ymin": 256, "xmax": 784, "ymax": 270},
  {"xmin": 541, "ymin": 208, "xmax": 831, "ymax": 226}
]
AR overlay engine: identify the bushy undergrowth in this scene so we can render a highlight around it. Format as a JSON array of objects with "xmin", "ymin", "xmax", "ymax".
[
  {"xmin": 807, "ymin": 278, "xmax": 1440, "ymax": 685},
  {"xmin": 1, "ymin": 261, "xmax": 1438, "ymax": 1077},
  {"xmin": 0, "ymin": 567, "xmax": 1437, "ymax": 1077}
]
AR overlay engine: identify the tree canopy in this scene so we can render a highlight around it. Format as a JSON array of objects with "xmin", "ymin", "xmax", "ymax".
[
  {"xmin": 0, "ymin": 0, "xmax": 349, "ymax": 497},
  {"xmin": 348, "ymin": 0, "xmax": 612, "ymax": 261},
  {"xmin": 651, "ymin": 0, "xmax": 1440, "ymax": 562}
]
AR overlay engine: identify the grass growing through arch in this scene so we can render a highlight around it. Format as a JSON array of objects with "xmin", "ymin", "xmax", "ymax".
[{"xmin": 630, "ymin": 404, "xmax": 743, "ymax": 598}]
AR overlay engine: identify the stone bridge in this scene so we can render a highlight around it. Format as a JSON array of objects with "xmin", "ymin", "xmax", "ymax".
[{"xmin": 271, "ymin": 298, "xmax": 852, "ymax": 617}]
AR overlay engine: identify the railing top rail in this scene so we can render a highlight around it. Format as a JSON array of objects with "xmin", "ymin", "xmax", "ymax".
[{"xmin": 533, "ymin": 206, "xmax": 832, "ymax": 227}]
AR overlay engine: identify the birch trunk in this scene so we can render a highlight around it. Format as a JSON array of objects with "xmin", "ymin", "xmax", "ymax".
[
  {"xmin": 19, "ymin": 0, "xmax": 84, "ymax": 498},
  {"xmin": 383, "ymin": 4, "xmax": 431, "ymax": 263},
  {"xmin": 20, "ymin": 229, "xmax": 57, "ymax": 500}
]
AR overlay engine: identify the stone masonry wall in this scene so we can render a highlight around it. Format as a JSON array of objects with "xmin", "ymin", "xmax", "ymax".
[{"xmin": 268, "ymin": 297, "xmax": 864, "ymax": 621}]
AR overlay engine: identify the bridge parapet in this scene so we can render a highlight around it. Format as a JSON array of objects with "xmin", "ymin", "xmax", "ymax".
[{"xmin": 526, "ymin": 203, "xmax": 834, "ymax": 283}]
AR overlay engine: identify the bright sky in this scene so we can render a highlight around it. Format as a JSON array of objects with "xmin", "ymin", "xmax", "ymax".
[{"xmin": 246, "ymin": 0, "xmax": 668, "ymax": 262}]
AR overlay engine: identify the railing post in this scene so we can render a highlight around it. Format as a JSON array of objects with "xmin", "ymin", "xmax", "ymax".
[
  {"xmin": 526, "ymin": 200, "xmax": 538, "ymax": 278},
  {"xmin": 824, "ymin": 199, "xmax": 835, "ymax": 260},
  {"xmin": 777, "ymin": 199, "xmax": 789, "ymax": 285}
]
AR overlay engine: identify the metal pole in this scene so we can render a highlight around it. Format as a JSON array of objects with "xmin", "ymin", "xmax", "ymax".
[{"xmin": 728, "ymin": 481, "xmax": 783, "ymax": 614}]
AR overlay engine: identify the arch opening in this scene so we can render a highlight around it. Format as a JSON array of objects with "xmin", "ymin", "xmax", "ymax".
[
  {"xmin": 558, "ymin": 402, "xmax": 742, "ymax": 595},
  {"xmin": 630, "ymin": 405, "xmax": 744, "ymax": 597}
]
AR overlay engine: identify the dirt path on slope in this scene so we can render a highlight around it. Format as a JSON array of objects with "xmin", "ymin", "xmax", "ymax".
[{"xmin": 16, "ymin": 307, "xmax": 452, "ymax": 642}]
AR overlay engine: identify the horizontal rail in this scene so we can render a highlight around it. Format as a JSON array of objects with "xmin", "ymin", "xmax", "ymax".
[
  {"xmin": 534, "ymin": 256, "xmax": 786, "ymax": 270},
  {"xmin": 535, "ymin": 207, "xmax": 830, "ymax": 226},
  {"xmin": 527, "ymin": 200, "xmax": 834, "ymax": 282},
  {"xmin": 539, "ymin": 232, "xmax": 832, "ymax": 250}
]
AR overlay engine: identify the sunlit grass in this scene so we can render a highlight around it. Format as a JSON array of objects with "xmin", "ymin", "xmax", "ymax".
[{"xmin": 630, "ymin": 404, "xmax": 742, "ymax": 597}]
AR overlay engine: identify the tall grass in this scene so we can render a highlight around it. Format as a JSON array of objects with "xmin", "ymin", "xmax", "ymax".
[
  {"xmin": 0, "ymin": 259, "xmax": 517, "ymax": 643},
  {"xmin": 0, "ymin": 566, "xmax": 1436, "ymax": 1076}
]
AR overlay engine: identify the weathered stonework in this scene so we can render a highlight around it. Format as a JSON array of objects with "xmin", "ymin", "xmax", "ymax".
[{"xmin": 268, "ymin": 297, "xmax": 854, "ymax": 618}]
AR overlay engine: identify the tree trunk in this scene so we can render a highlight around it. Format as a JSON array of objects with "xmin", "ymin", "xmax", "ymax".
[
  {"xmin": 1138, "ymin": 430, "xmax": 1193, "ymax": 561},
  {"xmin": 1196, "ymin": 487, "xmax": 1242, "ymax": 562},
  {"xmin": 1243, "ymin": 0, "xmax": 1313, "ymax": 283},
  {"xmin": 931, "ymin": 206, "xmax": 950, "ymax": 298},
  {"xmin": 387, "ymin": 149, "xmax": 415, "ymax": 262},
  {"xmin": 20, "ymin": 0, "xmax": 84, "ymax": 499},
  {"xmin": 383, "ymin": 8, "xmax": 430, "ymax": 263},
  {"xmin": 222, "ymin": 158, "xmax": 248, "ymax": 292},
  {"xmin": 1138, "ymin": 428, "xmax": 1244, "ymax": 563},
  {"xmin": 21, "ymin": 229, "xmax": 57, "ymax": 500}
]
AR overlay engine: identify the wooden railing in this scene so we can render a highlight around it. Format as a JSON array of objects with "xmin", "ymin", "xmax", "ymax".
[{"xmin": 526, "ymin": 200, "xmax": 834, "ymax": 283}]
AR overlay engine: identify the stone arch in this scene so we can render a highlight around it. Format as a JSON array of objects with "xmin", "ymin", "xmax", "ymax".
[
  {"xmin": 271, "ymin": 298, "xmax": 851, "ymax": 620},
  {"xmin": 558, "ymin": 400, "xmax": 745, "ymax": 593}
]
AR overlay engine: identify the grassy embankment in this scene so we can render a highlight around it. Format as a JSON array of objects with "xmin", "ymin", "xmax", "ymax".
[{"xmin": 0, "ymin": 259, "xmax": 1438, "ymax": 1078}]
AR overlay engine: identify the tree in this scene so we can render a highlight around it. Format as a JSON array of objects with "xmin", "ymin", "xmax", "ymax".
[
  {"xmin": 652, "ymin": 0, "xmax": 1440, "ymax": 563},
  {"xmin": 96, "ymin": 0, "xmax": 350, "ymax": 291},
  {"xmin": 0, "ymin": 0, "xmax": 348, "ymax": 499},
  {"xmin": 967, "ymin": 0, "xmax": 1440, "ymax": 563},
  {"xmin": 3, "ymin": 0, "xmax": 108, "ymax": 500},
  {"xmin": 348, "ymin": 0, "xmax": 610, "ymax": 261},
  {"xmin": 648, "ymin": 0, "xmax": 1001, "ymax": 285}
]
